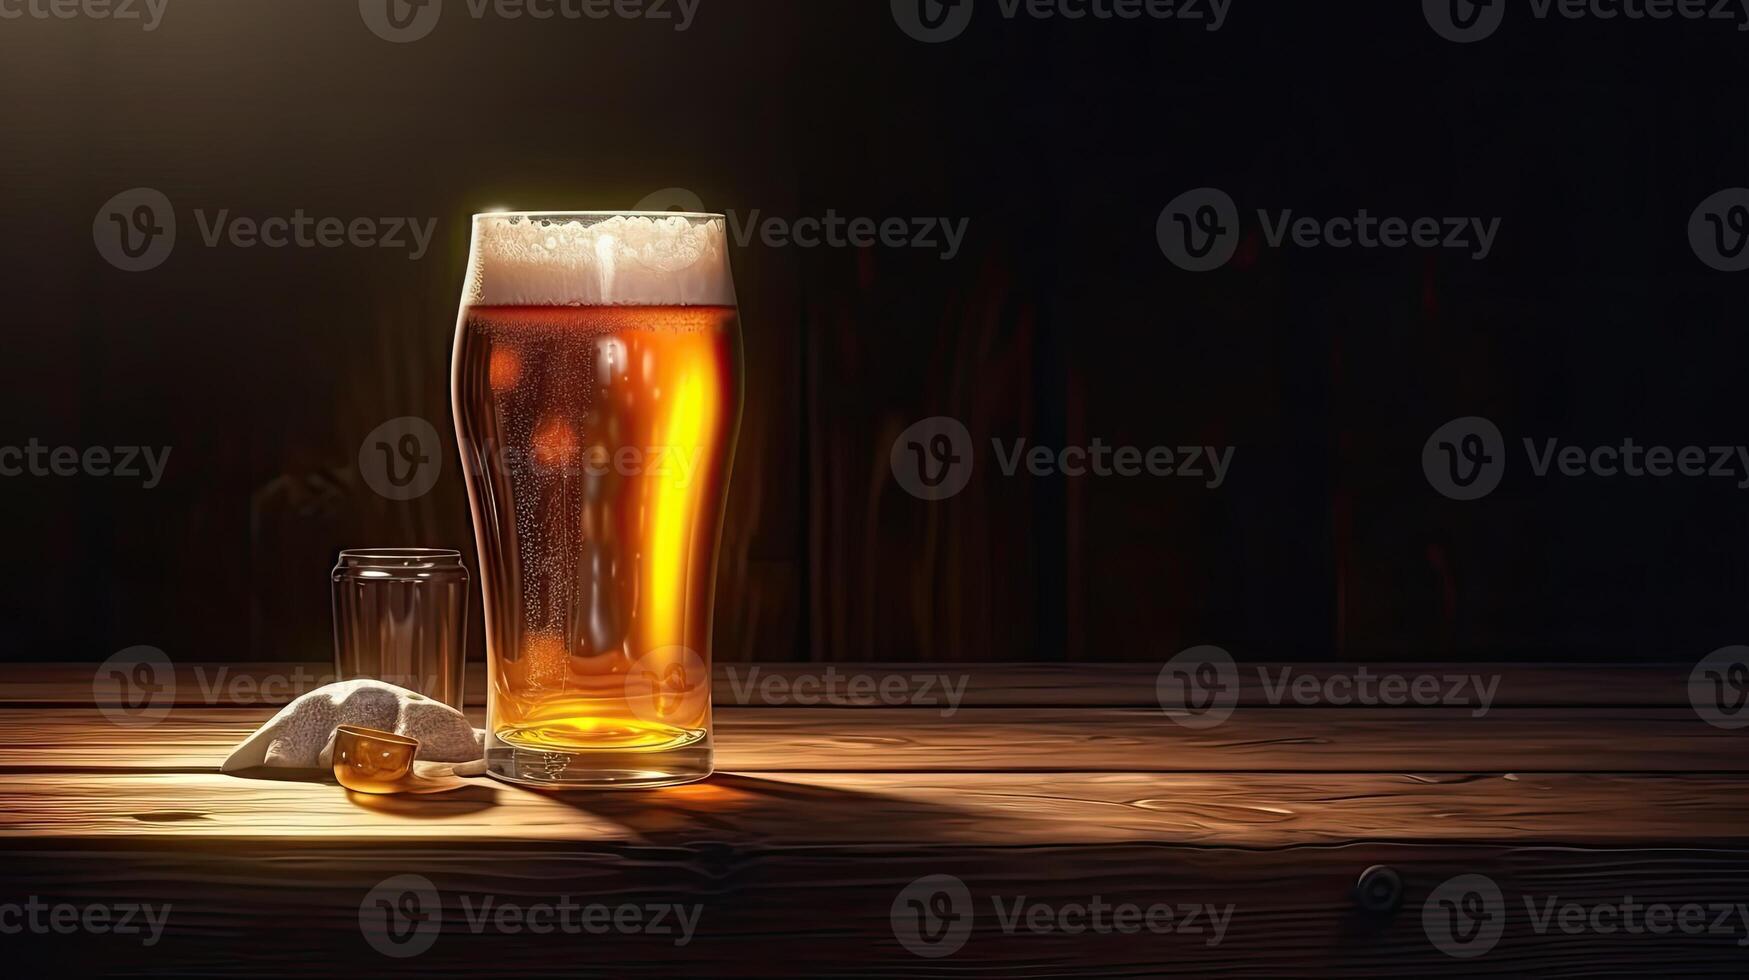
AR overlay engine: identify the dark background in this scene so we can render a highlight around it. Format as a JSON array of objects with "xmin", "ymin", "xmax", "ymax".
[{"xmin": 1, "ymin": 0, "xmax": 1745, "ymax": 665}]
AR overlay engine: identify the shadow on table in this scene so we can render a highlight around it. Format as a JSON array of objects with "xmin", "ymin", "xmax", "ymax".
[
  {"xmin": 226, "ymin": 765, "xmax": 503, "ymax": 818},
  {"xmin": 519, "ymin": 772, "xmax": 982, "ymax": 845},
  {"xmin": 225, "ymin": 762, "xmax": 979, "ymax": 843}
]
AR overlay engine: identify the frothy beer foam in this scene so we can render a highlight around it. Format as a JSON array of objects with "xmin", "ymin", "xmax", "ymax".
[{"xmin": 466, "ymin": 213, "xmax": 735, "ymax": 307}]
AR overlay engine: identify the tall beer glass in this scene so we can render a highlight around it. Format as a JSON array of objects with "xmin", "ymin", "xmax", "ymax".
[{"xmin": 452, "ymin": 212, "xmax": 741, "ymax": 788}]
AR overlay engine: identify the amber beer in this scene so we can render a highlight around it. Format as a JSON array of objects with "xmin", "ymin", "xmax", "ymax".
[{"xmin": 452, "ymin": 212, "xmax": 741, "ymax": 787}]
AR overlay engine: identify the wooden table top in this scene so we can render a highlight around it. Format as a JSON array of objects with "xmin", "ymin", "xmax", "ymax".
[{"xmin": 2, "ymin": 661, "xmax": 1744, "ymax": 976}]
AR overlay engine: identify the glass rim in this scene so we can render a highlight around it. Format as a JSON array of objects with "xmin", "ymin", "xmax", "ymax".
[
  {"xmin": 335, "ymin": 725, "xmax": 420, "ymax": 747},
  {"xmin": 337, "ymin": 547, "xmax": 463, "ymax": 562},
  {"xmin": 472, "ymin": 210, "xmax": 725, "ymax": 222}
]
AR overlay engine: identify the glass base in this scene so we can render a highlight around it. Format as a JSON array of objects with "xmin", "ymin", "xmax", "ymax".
[{"xmin": 486, "ymin": 738, "xmax": 713, "ymax": 789}]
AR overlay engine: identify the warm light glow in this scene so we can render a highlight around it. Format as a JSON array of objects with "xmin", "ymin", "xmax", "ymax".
[
  {"xmin": 488, "ymin": 348, "xmax": 522, "ymax": 391},
  {"xmin": 642, "ymin": 341, "xmax": 714, "ymax": 652},
  {"xmin": 530, "ymin": 416, "xmax": 578, "ymax": 468}
]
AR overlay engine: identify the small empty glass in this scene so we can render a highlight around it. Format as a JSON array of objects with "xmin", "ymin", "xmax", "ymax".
[
  {"xmin": 331, "ymin": 549, "xmax": 469, "ymax": 708},
  {"xmin": 332, "ymin": 725, "xmax": 419, "ymax": 794}
]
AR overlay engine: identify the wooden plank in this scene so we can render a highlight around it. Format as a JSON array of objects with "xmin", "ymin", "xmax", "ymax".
[
  {"xmin": 0, "ymin": 771, "xmax": 1746, "ymax": 848},
  {"xmin": 3, "ymin": 660, "xmax": 1699, "ymax": 707},
  {"xmin": 0, "ymin": 841, "xmax": 1745, "ymax": 975},
  {"xmin": 0, "ymin": 705, "xmax": 1739, "ymax": 774}
]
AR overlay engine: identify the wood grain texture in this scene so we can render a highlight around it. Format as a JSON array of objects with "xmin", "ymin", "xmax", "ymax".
[
  {"xmin": 3, "ymin": 661, "xmax": 1695, "ymax": 707},
  {"xmin": 3, "ymin": 843, "xmax": 1747, "ymax": 976},
  {"xmin": 1, "ymin": 771, "xmax": 1747, "ymax": 848},
  {"xmin": 0, "ymin": 705, "xmax": 1738, "ymax": 774},
  {"xmin": 1, "ymin": 663, "xmax": 1742, "ymax": 975}
]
